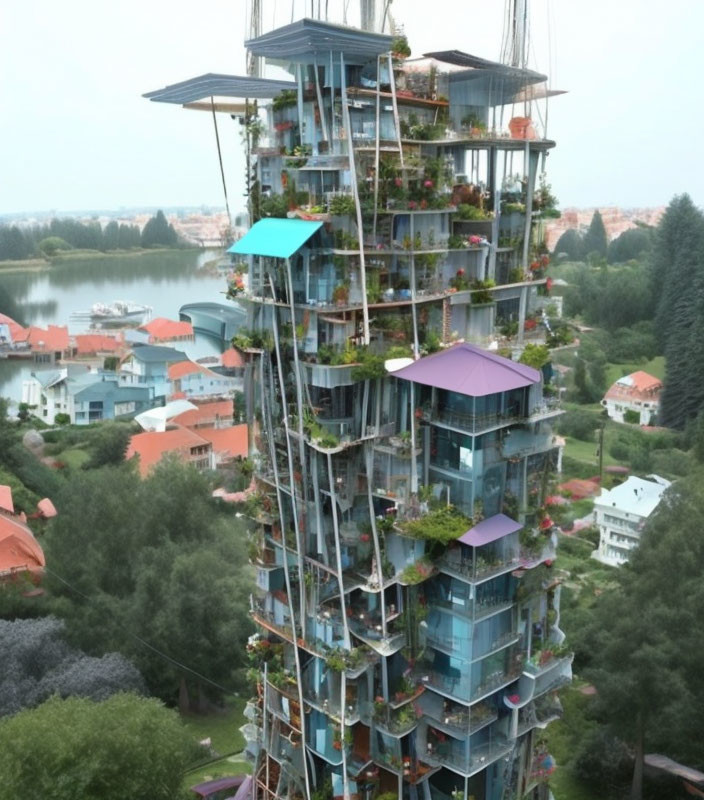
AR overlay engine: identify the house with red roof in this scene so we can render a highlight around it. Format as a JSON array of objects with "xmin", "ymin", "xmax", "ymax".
[
  {"xmin": 139, "ymin": 317, "xmax": 194, "ymax": 344},
  {"xmin": 126, "ymin": 426, "xmax": 214, "ymax": 476},
  {"xmin": 73, "ymin": 333, "xmax": 126, "ymax": 358},
  {"xmin": 168, "ymin": 360, "xmax": 241, "ymax": 400},
  {"xmin": 171, "ymin": 398, "xmax": 234, "ymax": 429},
  {"xmin": 0, "ymin": 487, "xmax": 46, "ymax": 580},
  {"xmin": 26, "ymin": 325, "xmax": 71, "ymax": 363},
  {"xmin": 602, "ymin": 370, "xmax": 662, "ymax": 425},
  {"xmin": 0, "ymin": 313, "xmax": 29, "ymax": 351}
]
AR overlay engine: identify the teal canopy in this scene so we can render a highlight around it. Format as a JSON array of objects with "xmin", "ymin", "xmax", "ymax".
[{"xmin": 228, "ymin": 219, "xmax": 323, "ymax": 259}]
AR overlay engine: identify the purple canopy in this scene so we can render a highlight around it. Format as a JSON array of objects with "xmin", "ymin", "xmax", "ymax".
[
  {"xmin": 191, "ymin": 775, "xmax": 247, "ymax": 798},
  {"xmin": 458, "ymin": 513, "xmax": 522, "ymax": 547},
  {"xmin": 232, "ymin": 776, "xmax": 253, "ymax": 800},
  {"xmin": 393, "ymin": 343, "xmax": 540, "ymax": 397}
]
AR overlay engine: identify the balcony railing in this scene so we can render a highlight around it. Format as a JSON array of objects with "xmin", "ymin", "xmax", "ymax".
[
  {"xmin": 422, "ymin": 397, "xmax": 561, "ymax": 434},
  {"xmin": 423, "ymin": 738, "xmax": 513, "ymax": 776},
  {"xmin": 438, "ymin": 551, "xmax": 521, "ymax": 583}
]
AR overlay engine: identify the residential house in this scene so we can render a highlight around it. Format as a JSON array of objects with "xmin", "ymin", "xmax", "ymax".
[
  {"xmin": 119, "ymin": 344, "xmax": 189, "ymax": 404},
  {"xmin": 126, "ymin": 425, "xmax": 214, "ymax": 476},
  {"xmin": 22, "ymin": 367, "xmax": 153, "ymax": 425},
  {"xmin": 592, "ymin": 475, "xmax": 670, "ymax": 566},
  {"xmin": 139, "ymin": 317, "xmax": 194, "ymax": 344},
  {"xmin": 0, "ymin": 486, "xmax": 46, "ymax": 580},
  {"xmin": 602, "ymin": 371, "xmax": 662, "ymax": 425},
  {"xmin": 26, "ymin": 325, "xmax": 71, "ymax": 364},
  {"xmin": 168, "ymin": 360, "xmax": 241, "ymax": 400}
]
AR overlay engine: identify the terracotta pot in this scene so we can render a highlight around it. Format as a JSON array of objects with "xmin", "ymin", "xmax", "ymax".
[{"xmin": 508, "ymin": 116, "xmax": 536, "ymax": 140}]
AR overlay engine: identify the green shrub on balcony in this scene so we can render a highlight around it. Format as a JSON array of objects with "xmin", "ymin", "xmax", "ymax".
[
  {"xmin": 400, "ymin": 557, "xmax": 434, "ymax": 584},
  {"xmin": 400, "ymin": 505, "xmax": 472, "ymax": 544},
  {"xmin": 329, "ymin": 194, "xmax": 356, "ymax": 216},
  {"xmin": 456, "ymin": 203, "xmax": 492, "ymax": 221}
]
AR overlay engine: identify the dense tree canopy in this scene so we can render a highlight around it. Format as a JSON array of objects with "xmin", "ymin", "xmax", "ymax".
[
  {"xmin": 651, "ymin": 195, "xmax": 704, "ymax": 428},
  {"xmin": 607, "ymin": 225, "xmax": 653, "ymax": 263},
  {"xmin": 42, "ymin": 459, "xmax": 253, "ymax": 707},
  {"xmin": 0, "ymin": 693, "xmax": 198, "ymax": 800},
  {"xmin": 582, "ymin": 209, "xmax": 608, "ymax": 259},
  {"xmin": 578, "ymin": 474, "xmax": 704, "ymax": 798},
  {"xmin": 0, "ymin": 211, "xmax": 181, "ymax": 260},
  {"xmin": 141, "ymin": 210, "xmax": 178, "ymax": 247},
  {"xmin": 553, "ymin": 228, "xmax": 584, "ymax": 261},
  {"xmin": 0, "ymin": 616, "xmax": 144, "ymax": 716}
]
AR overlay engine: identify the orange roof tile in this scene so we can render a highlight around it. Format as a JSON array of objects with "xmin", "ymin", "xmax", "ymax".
[
  {"xmin": 140, "ymin": 317, "xmax": 194, "ymax": 342},
  {"xmin": 74, "ymin": 333, "xmax": 124, "ymax": 356},
  {"xmin": 127, "ymin": 425, "xmax": 211, "ymax": 476},
  {"xmin": 168, "ymin": 360, "xmax": 216, "ymax": 380},
  {"xmin": 199, "ymin": 424, "xmax": 248, "ymax": 461},
  {"xmin": 26, "ymin": 325, "xmax": 70, "ymax": 353},
  {"xmin": 171, "ymin": 399, "xmax": 234, "ymax": 428},
  {"xmin": 0, "ymin": 513, "xmax": 45, "ymax": 575},
  {"xmin": 0, "ymin": 486, "xmax": 14, "ymax": 515},
  {"xmin": 605, "ymin": 371, "xmax": 662, "ymax": 403},
  {"xmin": 0, "ymin": 313, "xmax": 28, "ymax": 343},
  {"xmin": 221, "ymin": 348, "xmax": 245, "ymax": 368}
]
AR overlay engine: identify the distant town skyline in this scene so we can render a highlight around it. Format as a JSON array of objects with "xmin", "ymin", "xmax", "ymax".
[{"xmin": 2, "ymin": 0, "xmax": 703, "ymax": 214}]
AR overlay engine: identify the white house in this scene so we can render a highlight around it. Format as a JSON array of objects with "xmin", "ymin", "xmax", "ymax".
[
  {"xmin": 602, "ymin": 370, "xmax": 662, "ymax": 425},
  {"xmin": 592, "ymin": 474, "xmax": 670, "ymax": 566}
]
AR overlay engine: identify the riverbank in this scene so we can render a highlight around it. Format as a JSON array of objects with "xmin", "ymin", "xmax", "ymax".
[{"xmin": 0, "ymin": 247, "xmax": 196, "ymax": 273}]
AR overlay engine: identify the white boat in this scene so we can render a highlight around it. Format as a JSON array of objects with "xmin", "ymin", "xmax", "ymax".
[{"xmin": 82, "ymin": 301, "xmax": 152, "ymax": 323}]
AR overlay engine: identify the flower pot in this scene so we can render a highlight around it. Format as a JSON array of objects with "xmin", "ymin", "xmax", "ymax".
[{"xmin": 508, "ymin": 116, "xmax": 536, "ymax": 140}]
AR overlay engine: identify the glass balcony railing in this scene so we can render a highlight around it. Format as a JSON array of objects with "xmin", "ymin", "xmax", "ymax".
[{"xmin": 423, "ymin": 738, "xmax": 513, "ymax": 776}]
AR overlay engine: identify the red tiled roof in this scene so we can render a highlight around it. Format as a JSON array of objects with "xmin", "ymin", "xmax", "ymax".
[
  {"xmin": 37, "ymin": 498, "xmax": 57, "ymax": 518},
  {"xmin": 0, "ymin": 313, "xmax": 28, "ymax": 343},
  {"xmin": 171, "ymin": 399, "xmax": 233, "ymax": 428},
  {"xmin": 605, "ymin": 370, "xmax": 662, "ymax": 403},
  {"xmin": 0, "ymin": 486, "xmax": 14, "ymax": 514},
  {"xmin": 0, "ymin": 503, "xmax": 45, "ymax": 575},
  {"xmin": 26, "ymin": 325, "xmax": 70, "ymax": 353},
  {"xmin": 140, "ymin": 317, "xmax": 194, "ymax": 342},
  {"xmin": 168, "ymin": 360, "xmax": 216, "ymax": 380},
  {"xmin": 221, "ymin": 348, "xmax": 245, "ymax": 368},
  {"xmin": 127, "ymin": 425, "xmax": 211, "ymax": 476},
  {"xmin": 74, "ymin": 333, "xmax": 124, "ymax": 356},
  {"xmin": 199, "ymin": 424, "xmax": 248, "ymax": 461}
]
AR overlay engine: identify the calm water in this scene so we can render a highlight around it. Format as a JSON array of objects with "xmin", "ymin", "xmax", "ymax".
[{"xmin": 0, "ymin": 249, "xmax": 234, "ymax": 403}]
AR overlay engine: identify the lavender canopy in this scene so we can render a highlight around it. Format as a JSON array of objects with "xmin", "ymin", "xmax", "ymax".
[
  {"xmin": 392, "ymin": 343, "xmax": 540, "ymax": 397},
  {"xmin": 458, "ymin": 513, "xmax": 522, "ymax": 547},
  {"xmin": 190, "ymin": 775, "xmax": 247, "ymax": 798}
]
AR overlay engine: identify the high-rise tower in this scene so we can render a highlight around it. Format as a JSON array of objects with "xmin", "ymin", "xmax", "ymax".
[{"xmin": 146, "ymin": 11, "xmax": 569, "ymax": 800}]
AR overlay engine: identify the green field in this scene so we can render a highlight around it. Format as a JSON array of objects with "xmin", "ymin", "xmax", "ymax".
[
  {"xmin": 605, "ymin": 355, "xmax": 665, "ymax": 385},
  {"xmin": 182, "ymin": 698, "xmax": 251, "ymax": 789}
]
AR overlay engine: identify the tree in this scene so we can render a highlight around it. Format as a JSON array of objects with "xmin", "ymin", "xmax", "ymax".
[
  {"xmin": 42, "ymin": 460, "xmax": 254, "ymax": 706},
  {"xmin": 0, "ymin": 617, "xmax": 144, "ymax": 716},
  {"xmin": 518, "ymin": 343, "xmax": 550, "ymax": 369},
  {"xmin": 553, "ymin": 228, "xmax": 584, "ymax": 261},
  {"xmin": 82, "ymin": 422, "xmax": 131, "ymax": 468},
  {"xmin": 581, "ymin": 475, "xmax": 704, "ymax": 798},
  {"xmin": 141, "ymin": 210, "xmax": 178, "ymax": 248},
  {"xmin": 583, "ymin": 209, "xmax": 608, "ymax": 259},
  {"xmin": 607, "ymin": 225, "xmax": 652, "ymax": 263},
  {"xmin": 37, "ymin": 236, "xmax": 71, "ymax": 256},
  {"xmin": 103, "ymin": 220, "xmax": 120, "ymax": 250},
  {"xmin": 0, "ymin": 693, "xmax": 199, "ymax": 800}
]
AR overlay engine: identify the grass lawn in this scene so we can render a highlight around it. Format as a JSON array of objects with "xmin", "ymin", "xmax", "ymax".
[
  {"xmin": 181, "ymin": 698, "xmax": 251, "ymax": 789},
  {"xmin": 59, "ymin": 447, "xmax": 90, "ymax": 469},
  {"xmin": 181, "ymin": 697, "xmax": 247, "ymax": 755},
  {"xmin": 605, "ymin": 355, "xmax": 665, "ymax": 385}
]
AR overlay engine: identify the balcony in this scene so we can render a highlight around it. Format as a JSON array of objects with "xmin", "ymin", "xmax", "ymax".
[
  {"xmin": 438, "ymin": 550, "xmax": 521, "ymax": 585},
  {"xmin": 373, "ymin": 701, "xmax": 420, "ymax": 737},
  {"xmin": 422, "ymin": 700, "xmax": 497, "ymax": 738},
  {"xmin": 421, "ymin": 397, "xmax": 561, "ymax": 435},
  {"xmin": 424, "ymin": 658, "xmax": 523, "ymax": 705},
  {"xmin": 423, "ymin": 737, "xmax": 513, "ymax": 777}
]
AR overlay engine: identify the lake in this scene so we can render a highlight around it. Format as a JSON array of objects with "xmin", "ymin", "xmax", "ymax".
[{"xmin": 0, "ymin": 249, "xmax": 235, "ymax": 404}]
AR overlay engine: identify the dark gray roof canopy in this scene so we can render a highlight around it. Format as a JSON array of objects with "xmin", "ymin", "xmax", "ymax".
[
  {"xmin": 143, "ymin": 73, "xmax": 296, "ymax": 104},
  {"xmin": 246, "ymin": 18, "xmax": 392, "ymax": 64},
  {"xmin": 425, "ymin": 50, "xmax": 546, "ymax": 84}
]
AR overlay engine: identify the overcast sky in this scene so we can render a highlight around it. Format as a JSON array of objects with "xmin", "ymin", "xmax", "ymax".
[{"xmin": 1, "ymin": 0, "xmax": 701, "ymax": 215}]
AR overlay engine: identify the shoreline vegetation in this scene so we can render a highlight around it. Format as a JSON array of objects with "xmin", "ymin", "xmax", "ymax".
[{"xmin": 0, "ymin": 246, "xmax": 197, "ymax": 272}]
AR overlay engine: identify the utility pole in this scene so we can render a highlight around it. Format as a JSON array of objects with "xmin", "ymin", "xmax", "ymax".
[{"xmin": 597, "ymin": 419, "xmax": 605, "ymax": 483}]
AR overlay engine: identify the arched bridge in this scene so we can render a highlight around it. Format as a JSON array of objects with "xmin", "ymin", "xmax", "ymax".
[{"xmin": 179, "ymin": 302, "xmax": 246, "ymax": 344}]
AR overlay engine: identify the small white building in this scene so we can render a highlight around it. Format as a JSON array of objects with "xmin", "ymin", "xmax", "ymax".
[
  {"xmin": 602, "ymin": 370, "xmax": 662, "ymax": 425},
  {"xmin": 592, "ymin": 474, "xmax": 670, "ymax": 566}
]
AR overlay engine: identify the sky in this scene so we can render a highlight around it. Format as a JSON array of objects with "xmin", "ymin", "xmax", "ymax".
[{"xmin": 1, "ymin": 0, "xmax": 702, "ymax": 215}]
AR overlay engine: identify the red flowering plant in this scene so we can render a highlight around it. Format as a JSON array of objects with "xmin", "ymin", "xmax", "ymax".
[{"xmin": 450, "ymin": 267, "xmax": 470, "ymax": 291}]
